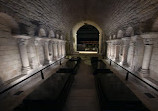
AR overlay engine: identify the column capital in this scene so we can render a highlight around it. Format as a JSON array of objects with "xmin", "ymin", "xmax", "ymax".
[
  {"xmin": 131, "ymin": 35, "xmax": 139, "ymax": 41},
  {"xmin": 13, "ymin": 35, "xmax": 31, "ymax": 39},
  {"xmin": 34, "ymin": 40, "xmax": 39, "ymax": 46},
  {"xmin": 122, "ymin": 37, "xmax": 131, "ymax": 45},
  {"xmin": 130, "ymin": 35, "xmax": 139, "ymax": 45},
  {"xmin": 141, "ymin": 32, "xmax": 158, "ymax": 45},
  {"xmin": 42, "ymin": 38, "xmax": 51, "ymax": 42},
  {"xmin": 18, "ymin": 38, "xmax": 29, "ymax": 46},
  {"xmin": 106, "ymin": 40, "xmax": 111, "ymax": 43},
  {"xmin": 114, "ymin": 39, "xmax": 122, "ymax": 45}
]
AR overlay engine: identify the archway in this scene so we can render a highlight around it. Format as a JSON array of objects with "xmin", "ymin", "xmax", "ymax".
[
  {"xmin": 72, "ymin": 20, "xmax": 103, "ymax": 54},
  {"xmin": 77, "ymin": 24, "xmax": 99, "ymax": 53}
]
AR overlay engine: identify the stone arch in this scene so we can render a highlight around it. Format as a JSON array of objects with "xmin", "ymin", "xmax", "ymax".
[
  {"xmin": 117, "ymin": 30, "xmax": 124, "ymax": 38},
  {"xmin": 109, "ymin": 35, "xmax": 112, "ymax": 40},
  {"xmin": 48, "ymin": 30, "xmax": 55, "ymax": 38},
  {"xmin": 152, "ymin": 16, "xmax": 158, "ymax": 32},
  {"xmin": 55, "ymin": 30, "xmax": 61, "ymax": 39},
  {"xmin": 39, "ymin": 28, "xmax": 46, "ymax": 37},
  {"xmin": 113, "ymin": 35, "xmax": 116, "ymax": 39},
  {"xmin": 60, "ymin": 34, "xmax": 64, "ymax": 40},
  {"xmin": 125, "ymin": 27, "xmax": 134, "ymax": 37},
  {"xmin": 72, "ymin": 20, "xmax": 103, "ymax": 54},
  {"xmin": 0, "ymin": 12, "xmax": 18, "ymax": 34}
]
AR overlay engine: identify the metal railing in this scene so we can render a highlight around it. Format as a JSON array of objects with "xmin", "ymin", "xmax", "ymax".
[
  {"xmin": 108, "ymin": 58, "xmax": 158, "ymax": 92},
  {"xmin": 0, "ymin": 58, "xmax": 65, "ymax": 94}
]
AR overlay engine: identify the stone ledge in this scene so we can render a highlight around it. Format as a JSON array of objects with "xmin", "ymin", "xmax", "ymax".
[{"xmin": 0, "ymin": 58, "xmax": 67, "ymax": 98}]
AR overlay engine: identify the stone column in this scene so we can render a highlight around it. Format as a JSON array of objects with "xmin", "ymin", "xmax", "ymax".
[
  {"xmin": 58, "ymin": 41, "xmax": 62, "ymax": 58},
  {"xmin": 28, "ymin": 45, "xmax": 37, "ymax": 69},
  {"xmin": 43, "ymin": 39, "xmax": 51, "ymax": 64},
  {"xmin": 18, "ymin": 39, "xmax": 31, "ymax": 74},
  {"xmin": 114, "ymin": 39, "xmax": 121, "ymax": 62},
  {"xmin": 56, "ymin": 41, "xmax": 59, "ymax": 59},
  {"xmin": 62, "ymin": 41, "xmax": 66, "ymax": 57},
  {"xmin": 48, "ymin": 41, "xmax": 53, "ymax": 62},
  {"xmin": 120, "ymin": 37, "xmax": 131, "ymax": 66},
  {"xmin": 128, "ymin": 35, "xmax": 138, "ymax": 71},
  {"xmin": 61, "ymin": 42, "xmax": 63, "ymax": 57},
  {"xmin": 106, "ymin": 40, "xmax": 111, "ymax": 58},
  {"xmin": 110, "ymin": 40, "xmax": 115, "ymax": 60},
  {"xmin": 52, "ymin": 41, "xmax": 58, "ymax": 60},
  {"xmin": 34, "ymin": 39, "xmax": 42, "ymax": 67},
  {"xmin": 109, "ymin": 41, "xmax": 113, "ymax": 59},
  {"xmin": 140, "ymin": 33, "xmax": 157, "ymax": 76}
]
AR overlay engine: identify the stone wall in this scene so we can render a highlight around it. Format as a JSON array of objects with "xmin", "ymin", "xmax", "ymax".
[
  {"xmin": 127, "ymin": 36, "xmax": 144, "ymax": 72},
  {"xmin": 0, "ymin": 13, "xmax": 66, "ymax": 85},
  {"xmin": 1, "ymin": 0, "xmax": 158, "ymax": 83},
  {"xmin": 0, "ymin": 32, "xmax": 22, "ymax": 83},
  {"xmin": 150, "ymin": 39, "xmax": 158, "ymax": 79},
  {"xmin": 107, "ymin": 32, "xmax": 158, "ymax": 83},
  {"xmin": 1, "ymin": 0, "xmax": 158, "ymax": 37}
]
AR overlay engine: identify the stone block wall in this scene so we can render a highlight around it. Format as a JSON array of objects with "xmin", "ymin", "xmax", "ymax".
[
  {"xmin": 149, "ymin": 39, "xmax": 158, "ymax": 79},
  {"xmin": 1, "ymin": 0, "xmax": 158, "ymax": 84},
  {"xmin": 0, "ymin": 26, "xmax": 22, "ymax": 83},
  {"xmin": 107, "ymin": 32, "xmax": 158, "ymax": 82},
  {"xmin": 127, "ymin": 37, "xmax": 144, "ymax": 72},
  {"xmin": 0, "ymin": 13, "xmax": 66, "ymax": 85}
]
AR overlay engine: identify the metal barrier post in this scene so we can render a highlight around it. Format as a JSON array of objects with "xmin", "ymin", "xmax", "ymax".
[
  {"xmin": 125, "ymin": 72, "xmax": 129, "ymax": 81},
  {"xmin": 41, "ymin": 70, "xmax": 44, "ymax": 79},
  {"xmin": 110, "ymin": 60, "xmax": 112, "ymax": 66},
  {"xmin": 60, "ymin": 60, "xmax": 62, "ymax": 65}
]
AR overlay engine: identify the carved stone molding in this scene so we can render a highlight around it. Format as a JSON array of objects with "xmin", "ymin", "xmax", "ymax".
[
  {"xmin": 141, "ymin": 32, "xmax": 158, "ymax": 45},
  {"xmin": 122, "ymin": 37, "xmax": 131, "ymax": 45}
]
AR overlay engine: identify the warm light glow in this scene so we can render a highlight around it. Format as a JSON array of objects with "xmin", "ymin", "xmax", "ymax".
[
  {"xmin": 78, "ymin": 51, "xmax": 98, "ymax": 54},
  {"xmin": 72, "ymin": 20, "xmax": 103, "ymax": 54}
]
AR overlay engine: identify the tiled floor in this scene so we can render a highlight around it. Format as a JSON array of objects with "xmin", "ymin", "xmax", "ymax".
[{"xmin": 64, "ymin": 59, "xmax": 100, "ymax": 111}]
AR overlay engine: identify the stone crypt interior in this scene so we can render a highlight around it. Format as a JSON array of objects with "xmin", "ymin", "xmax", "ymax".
[{"xmin": 0, "ymin": 0, "xmax": 158, "ymax": 111}]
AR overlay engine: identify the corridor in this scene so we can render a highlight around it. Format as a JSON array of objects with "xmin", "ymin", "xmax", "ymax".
[
  {"xmin": 1, "ymin": 0, "xmax": 158, "ymax": 111},
  {"xmin": 64, "ymin": 59, "xmax": 100, "ymax": 111}
]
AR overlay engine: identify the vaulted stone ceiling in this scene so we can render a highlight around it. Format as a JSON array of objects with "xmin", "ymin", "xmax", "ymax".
[{"xmin": 1, "ymin": 0, "xmax": 158, "ymax": 37}]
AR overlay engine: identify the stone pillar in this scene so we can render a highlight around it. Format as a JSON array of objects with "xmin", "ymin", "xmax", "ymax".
[
  {"xmin": 28, "ymin": 45, "xmax": 37, "ymax": 69},
  {"xmin": 18, "ymin": 39, "xmax": 31, "ymax": 74},
  {"xmin": 43, "ymin": 39, "xmax": 51, "ymax": 64},
  {"xmin": 111, "ymin": 40, "xmax": 115, "ymax": 60},
  {"xmin": 58, "ymin": 41, "xmax": 62, "ymax": 58},
  {"xmin": 106, "ymin": 40, "xmax": 111, "ymax": 58},
  {"xmin": 109, "ymin": 41, "xmax": 113, "ymax": 59},
  {"xmin": 56, "ymin": 41, "xmax": 59, "ymax": 59},
  {"xmin": 48, "ymin": 41, "xmax": 53, "ymax": 62},
  {"xmin": 120, "ymin": 37, "xmax": 131, "ymax": 66},
  {"xmin": 61, "ymin": 42, "xmax": 63, "ymax": 57},
  {"xmin": 52, "ymin": 41, "xmax": 58, "ymax": 60},
  {"xmin": 114, "ymin": 39, "xmax": 121, "ymax": 62},
  {"xmin": 140, "ymin": 33, "xmax": 157, "ymax": 76},
  {"xmin": 128, "ymin": 35, "xmax": 138, "ymax": 71},
  {"xmin": 34, "ymin": 39, "xmax": 43, "ymax": 67},
  {"xmin": 62, "ymin": 41, "xmax": 66, "ymax": 57}
]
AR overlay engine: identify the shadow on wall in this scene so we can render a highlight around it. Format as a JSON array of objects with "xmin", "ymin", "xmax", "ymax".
[
  {"xmin": 0, "ymin": 13, "xmax": 23, "ymax": 83},
  {"xmin": 0, "ymin": 78, "xmax": 3, "ymax": 86}
]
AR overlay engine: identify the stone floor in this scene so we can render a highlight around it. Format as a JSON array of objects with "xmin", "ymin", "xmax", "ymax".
[
  {"xmin": 63, "ymin": 59, "xmax": 100, "ymax": 111},
  {"xmin": 103, "ymin": 59, "xmax": 158, "ymax": 111},
  {"xmin": 1, "ymin": 55, "xmax": 157, "ymax": 111},
  {"xmin": 0, "ymin": 59, "xmax": 68, "ymax": 111}
]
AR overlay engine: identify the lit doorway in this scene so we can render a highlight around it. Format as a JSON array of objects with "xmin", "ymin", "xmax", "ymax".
[{"xmin": 77, "ymin": 24, "xmax": 99, "ymax": 53}]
